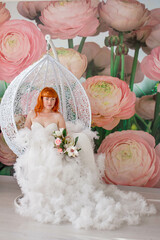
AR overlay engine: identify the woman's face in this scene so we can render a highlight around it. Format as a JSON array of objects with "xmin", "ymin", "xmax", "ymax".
[{"xmin": 43, "ymin": 97, "xmax": 56, "ymax": 110}]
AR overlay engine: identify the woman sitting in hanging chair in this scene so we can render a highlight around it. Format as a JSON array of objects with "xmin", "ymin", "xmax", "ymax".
[{"xmin": 14, "ymin": 87, "xmax": 156, "ymax": 231}]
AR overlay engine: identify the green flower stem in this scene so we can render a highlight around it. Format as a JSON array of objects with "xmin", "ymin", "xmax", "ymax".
[
  {"xmin": 113, "ymin": 55, "xmax": 120, "ymax": 77},
  {"xmin": 110, "ymin": 46, "xmax": 114, "ymax": 77},
  {"xmin": 119, "ymin": 32, "xmax": 123, "ymax": 44},
  {"xmin": 120, "ymin": 54, "xmax": 125, "ymax": 80},
  {"xmin": 78, "ymin": 37, "xmax": 87, "ymax": 53},
  {"xmin": 152, "ymin": 92, "xmax": 160, "ymax": 135},
  {"xmin": 154, "ymin": 92, "xmax": 160, "ymax": 120},
  {"xmin": 127, "ymin": 118, "xmax": 131, "ymax": 130},
  {"xmin": 86, "ymin": 61, "xmax": 93, "ymax": 79},
  {"xmin": 135, "ymin": 113, "xmax": 151, "ymax": 132},
  {"xmin": 129, "ymin": 43, "xmax": 140, "ymax": 91},
  {"xmin": 68, "ymin": 39, "xmax": 74, "ymax": 49}
]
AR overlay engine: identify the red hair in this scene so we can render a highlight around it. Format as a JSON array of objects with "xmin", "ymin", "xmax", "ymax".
[{"xmin": 34, "ymin": 87, "xmax": 59, "ymax": 116}]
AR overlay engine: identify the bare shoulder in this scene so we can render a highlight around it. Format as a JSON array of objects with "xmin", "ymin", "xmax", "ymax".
[
  {"xmin": 57, "ymin": 112, "xmax": 64, "ymax": 119},
  {"xmin": 52, "ymin": 112, "xmax": 64, "ymax": 120}
]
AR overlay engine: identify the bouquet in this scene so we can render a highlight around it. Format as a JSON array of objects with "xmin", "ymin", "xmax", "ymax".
[{"xmin": 52, "ymin": 128, "xmax": 81, "ymax": 158}]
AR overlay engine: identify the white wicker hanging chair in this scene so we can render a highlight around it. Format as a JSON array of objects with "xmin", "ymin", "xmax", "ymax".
[{"xmin": 0, "ymin": 36, "xmax": 91, "ymax": 156}]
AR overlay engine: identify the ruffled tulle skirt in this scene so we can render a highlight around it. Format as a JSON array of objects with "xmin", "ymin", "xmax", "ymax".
[{"xmin": 14, "ymin": 122, "xmax": 156, "ymax": 230}]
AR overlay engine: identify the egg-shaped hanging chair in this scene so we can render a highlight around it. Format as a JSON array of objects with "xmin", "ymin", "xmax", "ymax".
[{"xmin": 0, "ymin": 36, "xmax": 91, "ymax": 156}]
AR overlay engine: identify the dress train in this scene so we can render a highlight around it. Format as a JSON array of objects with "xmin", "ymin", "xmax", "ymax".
[{"xmin": 14, "ymin": 122, "xmax": 156, "ymax": 230}]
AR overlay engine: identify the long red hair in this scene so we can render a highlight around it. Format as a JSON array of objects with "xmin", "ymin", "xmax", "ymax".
[{"xmin": 34, "ymin": 87, "xmax": 59, "ymax": 116}]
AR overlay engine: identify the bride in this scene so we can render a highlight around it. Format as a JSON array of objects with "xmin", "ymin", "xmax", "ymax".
[{"xmin": 14, "ymin": 87, "xmax": 156, "ymax": 230}]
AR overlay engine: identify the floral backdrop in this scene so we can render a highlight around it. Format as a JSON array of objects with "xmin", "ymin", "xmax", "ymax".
[{"xmin": 0, "ymin": 0, "xmax": 160, "ymax": 188}]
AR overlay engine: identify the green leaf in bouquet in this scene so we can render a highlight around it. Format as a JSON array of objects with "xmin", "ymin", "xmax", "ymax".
[
  {"xmin": 62, "ymin": 129, "xmax": 67, "ymax": 138},
  {"xmin": 60, "ymin": 142, "xmax": 65, "ymax": 150},
  {"xmin": 74, "ymin": 136, "xmax": 79, "ymax": 146}
]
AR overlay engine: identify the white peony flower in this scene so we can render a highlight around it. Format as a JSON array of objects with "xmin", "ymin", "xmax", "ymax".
[{"xmin": 55, "ymin": 130, "xmax": 63, "ymax": 137}]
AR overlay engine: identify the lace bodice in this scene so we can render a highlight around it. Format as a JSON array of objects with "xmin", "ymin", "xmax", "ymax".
[{"xmin": 31, "ymin": 122, "xmax": 58, "ymax": 132}]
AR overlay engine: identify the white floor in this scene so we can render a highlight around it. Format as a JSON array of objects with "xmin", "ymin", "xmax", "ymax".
[{"xmin": 0, "ymin": 176, "xmax": 160, "ymax": 240}]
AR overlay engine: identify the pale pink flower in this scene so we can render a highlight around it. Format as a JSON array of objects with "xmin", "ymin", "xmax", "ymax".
[
  {"xmin": 82, "ymin": 76, "xmax": 136, "ymax": 130},
  {"xmin": 55, "ymin": 138, "xmax": 62, "ymax": 146},
  {"xmin": 94, "ymin": 46, "xmax": 111, "ymax": 70},
  {"xmin": 125, "ymin": 8, "xmax": 160, "ymax": 45},
  {"xmin": 148, "ymin": 8, "xmax": 160, "ymax": 26},
  {"xmin": 51, "ymin": 48, "xmax": 87, "ymax": 79},
  {"xmin": 58, "ymin": 148, "xmax": 63, "ymax": 153},
  {"xmin": 38, "ymin": 0, "xmax": 99, "ymax": 39},
  {"xmin": 0, "ymin": 2, "xmax": 10, "ymax": 25},
  {"xmin": 17, "ymin": 1, "xmax": 49, "ymax": 20},
  {"xmin": 141, "ymin": 46, "xmax": 160, "ymax": 81},
  {"xmin": 0, "ymin": 132, "xmax": 16, "ymax": 166},
  {"xmin": 135, "ymin": 95, "xmax": 155, "ymax": 120},
  {"xmin": 109, "ymin": 25, "xmax": 151, "ymax": 49},
  {"xmin": 74, "ymin": 42, "xmax": 101, "ymax": 63},
  {"xmin": 122, "ymin": 55, "xmax": 144, "ymax": 83},
  {"xmin": 94, "ymin": 17, "xmax": 109, "ymax": 36},
  {"xmin": 98, "ymin": 130, "xmax": 160, "ymax": 187},
  {"xmin": 0, "ymin": 20, "xmax": 46, "ymax": 82},
  {"xmin": 126, "ymin": 25, "xmax": 152, "ymax": 43},
  {"xmin": 146, "ymin": 24, "xmax": 160, "ymax": 50},
  {"xmin": 99, "ymin": 0, "xmax": 150, "ymax": 32}
]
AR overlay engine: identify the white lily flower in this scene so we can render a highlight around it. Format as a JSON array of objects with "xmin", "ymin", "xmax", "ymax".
[{"xmin": 66, "ymin": 146, "xmax": 79, "ymax": 158}]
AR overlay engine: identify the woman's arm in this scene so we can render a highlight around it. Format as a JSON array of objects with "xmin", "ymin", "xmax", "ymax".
[
  {"xmin": 57, "ymin": 113, "xmax": 66, "ymax": 129},
  {"xmin": 24, "ymin": 111, "xmax": 34, "ymax": 129}
]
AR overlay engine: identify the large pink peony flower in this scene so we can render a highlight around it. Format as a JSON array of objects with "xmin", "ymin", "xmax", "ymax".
[
  {"xmin": 98, "ymin": 130, "xmax": 160, "ymax": 187},
  {"xmin": 135, "ymin": 95, "xmax": 155, "ymax": 120},
  {"xmin": 0, "ymin": 132, "xmax": 16, "ymax": 166},
  {"xmin": 0, "ymin": 2, "xmax": 10, "ymax": 25},
  {"xmin": 38, "ymin": 0, "xmax": 99, "ymax": 39},
  {"xmin": 82, "ymin": 76, "xmax": 136, "ymax": 130},
  {"xmin": 53, "ymin": 48, "xmax": 87, "ymax": 79},
  {"xmin": 141, "ymin": 46, "xmax": 160, "ymax": 81},
  {"xmin": 0, "ymin": 20, "xmax": 46, "ymax": 82},
  {"xmin": 99, "ymin": 0, "xmax": 150, "ymax": 32}
]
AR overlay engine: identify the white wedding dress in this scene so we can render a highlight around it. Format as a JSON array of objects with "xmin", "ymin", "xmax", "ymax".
[{"xmin": 14, "ymin": 122, "xmax": 156, "ymax": 230}]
